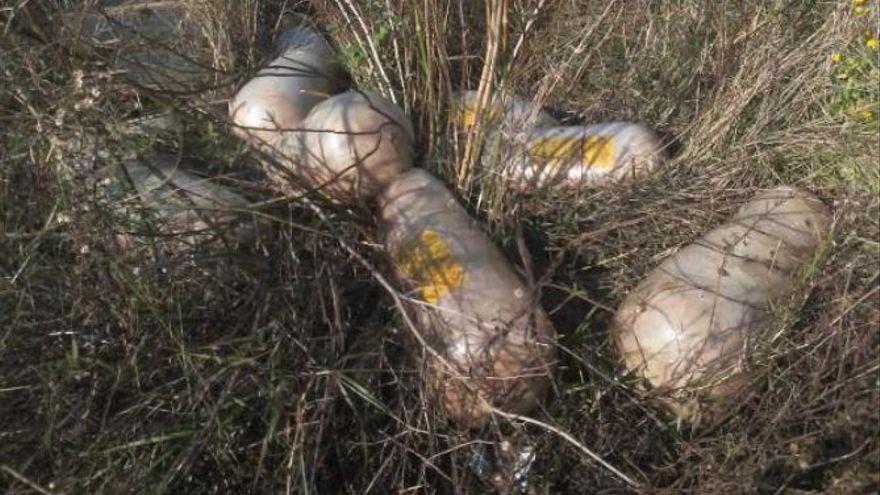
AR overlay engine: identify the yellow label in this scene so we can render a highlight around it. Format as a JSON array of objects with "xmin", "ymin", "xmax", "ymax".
[
  {"xmin": 458, "ymin": 103, "xmax": 503, "ymax": 128},
  {"xmin": 528, "ymin": 135, "xmax": 616, "ymax": 172},
  {"xmin": 394, "ymin": 229, "xmax": 467, "ymax": 304}
]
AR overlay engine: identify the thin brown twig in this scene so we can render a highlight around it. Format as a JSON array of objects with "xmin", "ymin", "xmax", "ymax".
[
  {"xmin": 1, "ymin": 465, "xmax": 57, "ymax": 495},
  {"xmin": 489, "ymin": 408, "xmax": 641, "ymax": 488}
]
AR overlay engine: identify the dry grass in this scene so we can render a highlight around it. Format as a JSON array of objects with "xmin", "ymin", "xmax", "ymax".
[{"xmin": 2, "ymin": 0, "xmax": 878, "ymax": 493}]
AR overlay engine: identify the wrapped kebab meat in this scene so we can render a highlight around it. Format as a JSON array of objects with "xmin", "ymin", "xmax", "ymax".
[
  {"xmin": 229, "ymin": 18, "xmax": 348, "ymax": 146},
  {"xmin": 453, "ymin": 90, "xmax": 559, "ymax": 135},
  {"xmin": 613, "ymin": 187, "xmax": 830, "ymax": 420},
  {"xmin": 452, "ymin": 92, "xmax": 665, "ymax": 189},
  {"xmin": 265, "ymin": 90, "xmax": 415, "ymax": 201},
  {"xmin": 505, "ymin": 123, "xmax": 666, "ymax": 189},
  {"xmin": 379, "ymin": 169, "xmax": 557, "ymax": 428},
  {"xmin": 104, "ymin": 153, "xmax": 259, "ymax": 251},
  {"xmin": 55, "ymin": 1, "xmax": 226, "ymax": 92}
]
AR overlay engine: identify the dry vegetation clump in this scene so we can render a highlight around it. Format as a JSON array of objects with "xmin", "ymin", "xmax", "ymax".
[{"xmin": 2, "ymin": 0, "xmax": 878, "ymax": 493}]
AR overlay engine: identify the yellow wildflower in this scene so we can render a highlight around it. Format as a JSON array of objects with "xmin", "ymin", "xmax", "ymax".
[
  {"xmin": 832, "ymin": 52, "xmax": 842, "ymax": 62},
  {"xmin": 867, "ymin": 37, "xmax": 879, "ymax": 51},
  {"xmin": 854, "ymin": 5, "xmax": 868, "ymax": 15},
  {"xmin": 859, "ymin": 108, "xmax": 874, "ymax": 121}
]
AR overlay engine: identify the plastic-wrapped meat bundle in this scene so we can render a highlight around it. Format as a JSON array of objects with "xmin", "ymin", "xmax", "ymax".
[
  {"xmin": 451, "ymin": 91, "xmax": 666, "ymax": 189},
  {"xmin": 275, "ymin": 90, "xmax": 415, "ymax": 201},
  {"xmin": 58, "ymin": 1, "xmax": 226, "ymax": 92},
  {"xmin": 613, "ymin": 187, "xmax": 830, "ymax": 420},
  {"xmin": 509, "ymin": 123, "xmax": 665, "ymax": 188},
  {"xmin": 229, "ymin": 16, "xmax": 348, "ymax": 145},
  {"xmin": 105, "ymin": 153, "xmax": 259, "ymax": 253},
  {"xmin": 379, "ymin": 169, "xmax": 557, "ymax": 429}
]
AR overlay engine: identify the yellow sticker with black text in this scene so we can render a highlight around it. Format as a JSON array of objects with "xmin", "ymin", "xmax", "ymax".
[
  {"xmin": 528, "ymin": 135, "xmax": 616, "ymax": 172},
  {"xmin": 458, "ymin": 104, "xmax": 503, "ymax": 128},
  {"xmin": 394, "ymin": 229, "xmax": 466, "ymax": 304}
]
